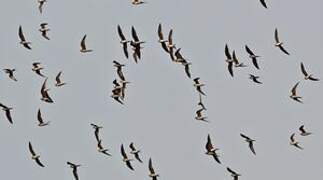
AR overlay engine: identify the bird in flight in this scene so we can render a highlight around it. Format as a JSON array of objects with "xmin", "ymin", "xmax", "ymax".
[
  {"xmin": 18, "ymin": 25, "xmax": 32, "ymax": 50},
  {"xmin": 249, "ymin": 74, "xmax": 262, "ymax": 84},
  {"xmin": 232, "ymin": 50, "xmax": 247, "ymax": 68},
  {"xmin": 259, "ymin": 0, "xmax": 267, "ymax": 9},
  {"xmin": 40, "ymin": 78, "xmax": 54, "ymax": 103},
  {"xmin": 225, "ymin": 44, "xmax": 234, "ymax": 77},
  {"xmin": 32, "ymin": 62, "xmax": 46, "ymax": 78},
  {"xmin": 205, "ymin": 134, "xmax": 221, "ymax": 164},
  {"xmin": 274, "ymin": 28, "xmax": 290, "ymax": 55},
  {"xmin": 130, "ymin": 26, "xmax": 145, "ymax": 63},
  {"xmin": 157, "ymin": 23, "xmax": 169, "ymax": 53},
  {"xmin": 91, "ymin": 123, "xmax": 103, "ymax": 142},
  {"xmin": 38, "ymin": 0, "xmax": 47, "ymax": 14},
  {"xmin": 299, "ymin": 125, "xmax": 312, "ymax": 136},
  {"xmin": 245, "ymin": 45, "xmax": 260, "ymax": 69},
  {"xmin": 195, "ymin": 108, "xmax": 208, "ymax": 123},
  {"xmin": 300, "ymin": 62, "xmax": 319, "ymax": 81},
  {"xmin": 39, "ymin": 23, "xmax": 50, "ymax": 40},
  {"xmin": 193, "ymin": 77, "xmax": 206, "ymax": 96},
  {"xmin": 80, "ymin": 34, "xmax": 93, "ymax": 53},
  {"xmin": 289, "ymin": 81, "xmax": 302, "ymax": 103},
  {"xmin": 3, "ymin": 69, "xmax": 17, "ymax": 81},
  {"xmin": 55, "ymin": 71, "xmax": 66, "ymax": 87},
  {"xmin": 0, "ymin": 103, "xmax": 13, "ymax": 124},
  {"xmin": 28, "ymin": 142, "xmax": 45, "ymax": 167},
  {"xmin": 227, "ymin": 167, "xmax": 241, "ymax": 180},
  {"xmin": 97, "ymin": 140, "xmax": 112, "ymax": 156},
  {"xmin": 37, "ymin": 109, "xmax": 50, "ymax": 126},
  {"xmin": 129, "ymin": 142, "xmax": 143, "ymax": 163},
  {"xmin": 67, "ymin": 162, "xmax": 81, "ymax": 180},
  {"xmin": 117, "ymin": 25, "xmax": 130, "ymax": 59},
  {"xmin": 132, "ymin": 0, "xmax": 146, "ymax": 5},
  {"xmin": 148, "ymin": 158, "xmax": 159, "ymax": 180},
  {"xmin": 289, "ymin": 133, "xmax": 303, "ymax": 150},
  {"xmin": 240, "ymin": 133, "xmax": 256, "ymax": 155},
  {"xmin": 121, "ymin": 144, "xmax": 134, "ymax": 171}
]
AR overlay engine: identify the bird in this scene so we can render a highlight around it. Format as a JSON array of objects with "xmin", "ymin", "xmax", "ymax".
[
  {"xmin": 3, "ymin": 69, "xmax": 17, "ymax": 81},
  {"xmin": 259, "ymin": 0, "xmax": 267, "ymax": 8},
  {"xmin": 117, "ymin": 25, "xmax": 130, "ymax": 58},
  {"xmin": 193, "ymin": 77, "xmax": 206, "ymax": 96},
  {"xmin": 249, "ymin": 74, "xmax": 262, "ymax": 84},
  {"xmin": 232, "ymin": 50, "xmax": 247, "ymax": 67},
  {"xmin": 148, "ymin": 158, "xmax": 159, "ymax": 180},
  {"xmin": 91, "ymin": 123, "xmax": 103, "ymax": 142},
  {"xmin": 0, "ymin": 103, "xmax": 13, "ymax": 124},
  {"xmin": 55, "ymin": 71, "xmax": 66, "ymax": 87},
  {"xmin": 80, "ymin": 35, "xmax": 93, "ymax": 53},
  {"xmin": 167, "ymin": 29, "xmax": 176, "ymax": 61},
  {"xmin": 240, "ymin": 133, "xmax": 256, "ymax": 155},
  {"xmin": 245, "ymin": 45, "xmax": 260, "ymax": 69},
  {"xmin": 111, "ymin": 87, "xmax": 124, "ymax": 105},
  {"xmin": 67, "ymin": 162, "xmax": 81, "ymax": 180},
  {"xmin": 37, "ymin": 109, "xmax": 50, "ymax": 126},
  {"xmin": 227, "ymin": 167, "xmax": 241, "ymax": 180},
  {"xmin": 40, "ymin": 78, "xmax": 54, "ymax": 103},
  {"xmin": 174, "ymin": 48, "xmax": 187, "ymax": 64},
  {"xmin": 97, "ymin": 140, "xmax": 111, "ymax": 156},
  {"xmin": 28, "ymin": 142, "xmax": 45, "ymax": 167},
  {"xmin": 39, "ymin": 23, "xmax": 50, "ymax": 40},
  {"xmin": 300, "ymin": 62, "xmax": 319, "ymax": 81},
  {"xmin": 195, "ymin": 108, "xmax": 208, "ymax": 123},
  {"xmin": 225, "ymin": 44, "xmax": 234, "ymax": 77},
  {"xmin": 113, "ymin": 60, "xmax": 126, "ymax": 82},
  {"xmin": 205, "ymin": 134, "xmax": 221, "ymax": 164},
  {"xmin": 157, "ymin": 23, "xmax": 169, "ymax": 53},
  {"xmin": 290, "ymin": 133, "xmax": 303, "ymax": 150},
  {"xmin": 289, "ymin": 81, "xmax": 302, "ymax": 103},
  {"xmin": 299, "ymin": 125, "xmax": 312, "ymax": 136},
  {"xmin": 183, "ymin": 61, "xmax": 192, "ymax": 78},
  {"xmin": 274, "ymin": 28, "xmax": 290, "ymax": 55},
  {"xmin": 38, "ymin": 0, "xmax": 47, "ymax": 14},
  {"xmin": 129, "ymin": 142, "xmax": 143, "ymax": 163},
  {"xmin": 18, "ymin": 25, "xmax": 32, "ymax": 50},
  {"xmin": 132, "ymin": 0, "xmax": 146, "ymax": 5},
  {"xmin": 130, "ymin": 26, "xmax": 145, "ymax": 62},
  {"xmin": 198, "ymin": 93, "xmax": 207, "ymax": 110},
  {"xmin": 32, "ymin": 62, "xmax": 46, "ymax": 77},
  {"xmin": 121, "ymin": 144, "xmax": 134, "ymax": 171}
]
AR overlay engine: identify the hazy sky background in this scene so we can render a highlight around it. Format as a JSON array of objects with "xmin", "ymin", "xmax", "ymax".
[{"xmin": 0, "ymin": 0, "xmax": 322, "ymax": 180}]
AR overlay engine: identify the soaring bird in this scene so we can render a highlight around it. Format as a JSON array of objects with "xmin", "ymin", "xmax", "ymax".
[
  {"xmin": 97, "ymin": 140, "xmax": 111, "ymax": 156},
  {"xmin": 129, "ymin": 142, "xmax": 143, "ymax": 163},
  {"xmin": 0, "ymin": 103, "xmax": 13, "ymax": 124},
  {"xmin": 259, "ymin": 0, "xmax": 267, "ymax": 8},
  {"xmin": 300, "ymin": 62, "xmax": 319, "ymax": 81},
  {"xmin": 157, "ymin": 23, "xmax": 169, "ymax": 53},
  {"xmin": 193, "ymin": 77, "xmax": 206, "ymax": 96},
  {"xmin": 225, "ymin": 44, "xmax": 234, "ymax": 77},
  {"xmin": 32, "ymin": 62, "xmax": 46, "ymax": 77},
  {"xmin": 205, "ymin": 134, "xmax": 221, "ymax": 164},
  {"xmin": 3, "ymin": 69, "xmax": 17, "ymax": 81},
  {"xmin": 274, "ymin": 28, "xmax": 290, "ymax": 55},
  {"xmin": 40, "ymin": 78, "xmax": 54, "ymax": 103},
  {"xmin": 38, "ymin": 0, "xmax": 47, "ymax": 13},
  {"xmin": 227, "ymin": 167, "xmax": 241, "ymax": 180},
  {"xmin": 39, "ymin": 23, "xmax": 50, "ymax": 40},
  {"xmin": 117, "ymin": 25, "xmax": 130, "ymax": 58},
  {"xmin": 249, "ymin": 74, "xmax": 262, "ymax": 84},
  {"xmin": 18, "ymin": 25, "xmax": 32, "ymax": 50},
  {"xmin": 121, "ymin": 144, "xmax": 134, "ymax": 171},
  {"xmin": 240, "ymin": 133, "xmax": 256, "ymax": 155},
  {"xmin": 130, "ymin": 26, "xmax": 145, "ymax": 62},
  {"xmin": 132, "ymin": 0, "xmax": 146, "ymax": 5},
  {"xmin": 37, "ymin": 109, "xmax": 50, "ymax": 126},
  {"xmin": 91, "ymin": 123, "xmax": 103, "ymax": 142},
  {"xmin": 299, "ymin": 125, "xmax": 312, "ymax": 136},
  {"xmin": 148, "ymin": 158, "xmax": 159, "ymax": 180},
  {"xmin": 245, "ymin": 45, "xmax": 260, "ymax": 69},
  {"xmin": 195, "ymin": 108, "xmax": 208, "ymax": 123},
  {"xmin": 167, "ymin": 29, "xmax": 176, "ymax": 61},
  {"xmin": 80, "ymin": 35, "xmax": 93, "ymax": 53},
  {"xmin": 232, "ymin": 51, "xmax": 247, "ymax": 67},
  {"xmin": 289, "ymin": 82, "xmax": 302, "ymax": 103},
  {"xmin": 55, "ymin": 71, "xmax": 66, "ymax": 87},
  {"xmin": 67, "ymin": 162, "xmax": 81, "ymax": 180},
  {"xmin": 290, "ymin": 133, "xmax": 303, "ymax": 150},
  {"xmin": 28, "ymin": 142, "xmax": 45, "ymax": 167}
]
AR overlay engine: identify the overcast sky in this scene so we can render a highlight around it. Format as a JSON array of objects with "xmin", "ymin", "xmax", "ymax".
[{"xmin": 0, "ymin": 0, "xmax": 323, "ymax": 180}]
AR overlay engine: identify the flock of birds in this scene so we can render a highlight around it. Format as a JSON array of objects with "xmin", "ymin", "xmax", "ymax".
[{"xmin": 0, "ymin": 0, "xmax": 321, "ymax": 180}]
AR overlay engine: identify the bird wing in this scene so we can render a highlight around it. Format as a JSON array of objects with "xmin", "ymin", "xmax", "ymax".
[
  {"xmin": 240, "ymin": 133, "xmax": 249, "ymax": 140},
  {"xmin": 260, "ymin": 0, "xmax": 267, "ymax": 8},
  {"xmin": 225, "ymin": 44, "xmax": 231, "ymax": 59},
  {"xmin": 94, "ymin": 128, "xmax": 100, "ymax": 142},
  {"xmin": 175, "ymin": 48, "xmax": 184, "ymax": 59},
  {"xmin": 129, "ymin": 142, "xmax": 135, "ymax": 151},
  {"xmin": 18, "ymin": 26, "xmax": 26, "ymax": 41},
  {"xmin": 157, "ymin": 23, "xmax": 164, "ymax": 40},
  {"xmin": 121, "ymin": 144, "xmax": 127, "ymax": 159},
  {"xmin": 290, "ymin": 133, "xmax": 295, "ymax": 142},
  {"xmin": 274, "ymin": 28, "xmax": 279, "ymax": 43},
  {"xmin": 131, "ymin": 26, "xmax": 139, "ymax": 42},
  {"xmin": 55, "ymin": 71, "xmax": 62, "ymax": 84},
  {"xmin": 227, "ymin": 167, "xmax": 236, "ymax": 174},
  {"xmin": 126, "ymin": 161, "xmax": 134, "ymax": 170},
  {"xmin": 73, "ymin": 168, "xmax": 79, "ymax": 180},
  {"xmin": 148, "ymin": 158, "xmax": 155, "ymax": 174},
  {"xmin": 245, "ymin": 45, "xmax": 254, "ymax": 56},
  {"xmin": 227, "ymin": 62, "xmax": 234, "ymax": 77},
  {"xmin": 278, "ymin": 45, "xmax": 290, "ymax": 55},
  {"xmin": 168, "ymin": 29, "xmax": 173, "ymax": 44},
  {"xmin": 252, "ymin": 58, "xmax": 260, "ymax": 69},
  {"xmin": 123, "ymin": 43, "xmax": 129, "ymax": 59},
  {"xmin": 249, "ymin": 141, "xmax": 256, "ymax": 155},
  {"xmin": 37, "ymin": 109, "xmax": 43, "ymax": 123},
  {"xmin": 35, "ymin": 158, "xmax": 45, "ymax": 167},
  {"xmin": 291, "ymin": 82, "xmax": 300, "ymax": 96},
  {"xmin": 117, "ymin": 68, "xmax": 126, "ymax": 81},
  {"xmin": 206, "ymin": 134, "xmax": 213, "ymax": 151},
  {"xmin": 134, "ymin": 153, "xmax": 143, "ymax": 163},
  {"xmin": 213, "ymin": 154, "xmax": 221, "ymax": 164},
  {"xmin": 80, "ymin": 35, "xmax": 87, "ymax": 50},
  {"xmin": 232, "ymin": 50, "xmax": 239, "ymax": 65},
  {"xmin": 184, "ymin": 64, "xmax": 191, "ymax": 78},
  {"xmin": 29, "ymin": 142, "xmax": 36, "ymax": 156},
  {"xmin": 5, "ymin": 109, "xmax": 13, "ymax": 124},
  {"xmin": 117, "ymin": 25, "xmax": 126, "ymax": 41},
  {"xmin": 299, "ymin": 125, "xmax": 306, "ymax": 133}
]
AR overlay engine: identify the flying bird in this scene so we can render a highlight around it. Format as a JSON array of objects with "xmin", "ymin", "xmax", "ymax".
[
  {"xmin": 130, "ymin": 26, "xmax": 145, "ymax": 62},
  {"xmin": 37, "ymin": 109, "xmax": 50, "ymax": 126},
  {"xmin": 195, "ymin": 108, "xmax": 208, "ymax": 123},
  {"xmin": 174, "ymin": 48, "xmax": 187, "ymax": 64},
  {"xmin": 132, "ymin": 0, "xmax": 146, "ymax": 5},
  {"xmin": 290, "ymin": 133, "xmax": 303, "ymax": 150},
  {"xmin": 67, "ymin": 162, "xmax": 81, "ymax": 180},
  {"xmin": 274, "ymin": 28, "xmax": 290, "ymax": 55},
  {"xmin": 97, "ymin": 140, "xmax": 111, "ymax": 156},
  {"xmin": 240, "ymin": 133, "xmax": 256, "ymax": 155},
  {"xmin": 249, "ymin": 74, "xmax": 262, "ymax": 84},
  {"xmin": 225, "ymin": 44, "xmax": 234, "ymax": 77},
  {"xmin": 299, "ymin": 125, "xmax": 312, "ymax": 136},
  {"xmin": 32, "ymin": 62, "xmax": 46, "ymax": 77},
  {"xmin": 121, "ymin": 144, "xmax": 134, "ymax": 171},
  {"xmin": 91, "ymin": 123, "xmax": 103, "ymax": 142},
  {"xmin": 289, "ymin": 81, "xmax": 302, "ymax": 103},
  {"xmin": 111, "ymin": 87, "xmax": 124, "ymax": 105},
  {"xmin": 232, "ymin": 50, "xmax": 247, "ymax": 67},
  {"xmin": 205, "ymin": 134, "xmax": 221, "ymax": 164},
  {"xmin": 300, "ymin": 62, "xmax": 319, "ymax": 81},
  {"xmin": 18, "ymin": 25, "xmax": 32, "ymax": 50},
  {"xmin": 39, "ymin": 23, "xmax": 50, "ymax": 40},
  {"xmin": 80, "ymin": 35, "xmax": 93, "ymax": 53},
  {"xmin": 129, "ymin": 142, "xmax": 143, "ymax": 163},
  {"xmin": 38, "ymin": 0, "xmax": 47, "ymax": 13},
  {"xmin": 259, "ymin": 0, "xmax": 267, "ymax": 8},
  {"xmin": 227, "ymin": 167, "xmax": 241, "ymax": 180},
  {"xmin": 55, "ymin": 71, "xmax": 66, "ymax": 87},
  {"xmin": 148, "ymin": 158, "xmax": 159, "ymax": 180},
  {"xmin": 40, "ymin": 78, "xmax": 54, "ymax": 103},
  {"xmin": 157, "ymin": 23, "xmax": 169, "ymax": 53},
  {"xmin": 117, "ymin": 25, "xmax": 130, "ymax": 58},
  {"xmin": 3, "ymin": 69, "xmax": 17, "ymax": 81},
  {"xmin": 0, "ymin": 103, "xmax": 13, "ymax": 124},
  {"xmin": 28, "ymin": 142, "xmax": 45, "ymax": 167},
  {"xmin": 245, "ymin": 45, "xmax": 260, "ymax": 69},
  {"xmin": 193, "ymin": 77, "xmax": 206, "ymax": 96}
]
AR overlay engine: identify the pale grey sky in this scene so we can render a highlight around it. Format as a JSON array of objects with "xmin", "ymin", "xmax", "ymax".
[{"xmin": 0, "ymin": 0, "xmax": 323, "ymax": 180}]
